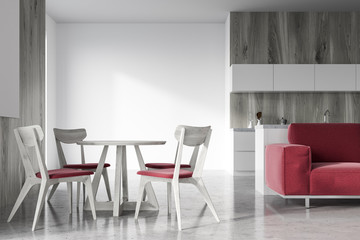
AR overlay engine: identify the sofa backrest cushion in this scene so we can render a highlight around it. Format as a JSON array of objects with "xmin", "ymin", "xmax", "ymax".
[{"xmin": 288, "ymin": 123, "xmax": 360, "ymax": 163}]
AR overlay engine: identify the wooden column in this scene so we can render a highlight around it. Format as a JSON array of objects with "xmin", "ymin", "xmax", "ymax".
[{"xmin": 0, "ymin": 0, "xmax": 45, "ymax": 208}]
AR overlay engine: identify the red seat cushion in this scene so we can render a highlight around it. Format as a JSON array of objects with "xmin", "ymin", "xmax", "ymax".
[
  {"xmin": 137, "ymin": 168, "xmax": 193, "ymax": 179},
  {"xmin": 64, "ymin": 163, "xmax": 110, "ymax": 169},
  {"xmin": 311, "ymin": 162, "xmax": 360, "ymax": 195},
  {"xmin": 36, "ymin": 168, "xmax": 94, "ymax": 179},
  {"xmin": 145, "ymin": 163, "xmax": 191, "ymax": 169}
]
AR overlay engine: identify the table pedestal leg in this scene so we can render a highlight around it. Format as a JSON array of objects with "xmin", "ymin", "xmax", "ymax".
[
  {"xmin": 113, "ymin": 146, "xmax": 123, "ymax": 216},
  {"xmin": 85, "ymin": 143, "xmax": 162, "ymax": 214},
  {"xmin": 122, "ymin": 147, "xmax": 128, "ymax": 202}
]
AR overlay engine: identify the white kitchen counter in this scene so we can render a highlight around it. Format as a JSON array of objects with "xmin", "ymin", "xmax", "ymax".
[{"xmin": 255, "ymin": 124, "xmax": 289, "ymax": 195}]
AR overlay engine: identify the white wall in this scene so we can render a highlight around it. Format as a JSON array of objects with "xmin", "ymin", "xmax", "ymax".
[
  {"xmin": 56, "ymin": 23, "xmax": 227, "ymax": 170},
  {"xmin": 46, "ymin": 15, "xmax": 58, "ymax": 169},
  {"xmin": 0, "ymin": 0, "xmax": 19, "ymax": 118}
]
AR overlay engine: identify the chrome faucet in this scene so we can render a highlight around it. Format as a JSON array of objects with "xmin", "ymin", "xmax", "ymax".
[{"xmin": 323, "ymin": 109, "xmax": 330, "ymax": 123}]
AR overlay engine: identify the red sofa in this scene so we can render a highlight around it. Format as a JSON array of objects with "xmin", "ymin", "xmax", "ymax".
[{"xmin": 265, "ymin": 123, "xmax": 360, "ymax": 207}]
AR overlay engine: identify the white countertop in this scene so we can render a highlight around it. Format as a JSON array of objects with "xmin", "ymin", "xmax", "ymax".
[
  {"xmin": 255, "ymin": 124, "xmax": 289, "ymax": 129},
  {"xmin": 234, "ymin": 128, "xmax": 255, "ymax": 132}
]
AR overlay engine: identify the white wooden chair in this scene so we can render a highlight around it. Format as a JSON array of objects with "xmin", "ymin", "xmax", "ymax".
[
  {"xmin": 141, "ymin": 127, "xmax": 202, "ymax": 201},
  {"xmin": 7, "ymin": 125, "xmax": 96, "ymax": 231},
  {"xmin": 48, "ymin": 128, "xmax": 112, "ymax": 207},
  {"xmin": 134, "ymin": 125, "xmax": 220, "ymax": 230}
]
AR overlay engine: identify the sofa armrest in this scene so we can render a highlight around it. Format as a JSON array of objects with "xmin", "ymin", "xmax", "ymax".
[{"xmin": 265, "ymin": 144, "xmax": 311, "ymax": 195}]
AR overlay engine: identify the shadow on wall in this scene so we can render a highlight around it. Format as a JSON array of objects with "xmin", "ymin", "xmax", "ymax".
[{"xmin": 230, "ymin": 92, "xmax": 360, "ymax": 128}]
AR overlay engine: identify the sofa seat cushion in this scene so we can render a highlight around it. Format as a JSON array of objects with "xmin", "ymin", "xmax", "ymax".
[
  {"xmin": 311, "ymin": 162, "xmax": 360, "ymax": 195},
  {"xmin": 145, "ymin": 163, "xmax": 191, "ymax": 169}
]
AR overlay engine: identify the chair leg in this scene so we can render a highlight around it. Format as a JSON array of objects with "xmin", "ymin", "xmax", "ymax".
[
  {"xmin": 32, "ymin": 181, "xmax": 50, "ymax": 231},
  {"xmin": 84, "ymin": 177, "xmax": 97, "ymax": 220},
  {"xmin": 76, "ymin": 182, "xmax": 81, "ymax": 208},
  {"xmin": 167, "ymin": 182, "xmax": 172, "ymax": 215},
  {"xmin": 67, "ymin": 182, "xmax": 72, "ymax": 214},
  {"xmin": 142, "ymin": 190, "xmax": 146, "ymax": 201},
  {"xmin": 47, "ymin": 183, "xmax": 59, "ymax": 202},
  {"xmin": 83, "ymin": 183, "xmax": 86, "ymax": 205},
  {"xmin": 102, "ymin": 169, "xmax": 112, "ymax": 201},
  {"xmin": 193, "ymin": 178, "xmax": 220, "ymax": 222},
  {"xmin": 135, "ymin": 177, "xmax": 147, "ymax": 220},
  {"xmin": 172, "ymin": 182, "xmax": 182, "ymax": 231},
  {"xmin": 8, "ymin": 179, "xmax": 34, "ymax": 222}
]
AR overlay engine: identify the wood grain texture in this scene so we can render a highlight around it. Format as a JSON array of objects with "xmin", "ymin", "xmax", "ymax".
[
  {"xmin": 231, "ymin": 92, "xmax": 360, "ymax": 128},
  {"xmin": 0, "ymin": 0, "xmax": 45, "ymax": 208},
  {"xmin": 230, "ymin": 12, "xmax": 360, "ymax": 64},
  {"xmin": 357, "ymin": 12, "xmax": 360, "ymax": 64},
  {"xmin": 311, "ymin": 12, "xmax": 357, "ymax": 64},
  {"xmin": 230, "ymin": 12, "xmax": 270, "ymax": 64},
  {"xmin": 287, "ymin": 13, "xmax": 312, "ymax": 64}
]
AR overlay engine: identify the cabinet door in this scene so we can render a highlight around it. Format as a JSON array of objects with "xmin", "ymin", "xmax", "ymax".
[
  {"xmin": 234, "ymin": 152, "xmax": 255, "ymax": 171},
  {"xmin": 234, "ymin": 131, "xmax": 255, "ymax": 151},
  {"xmin": 231, "ymin": 64, "xmax": 273, "ymax": 92},
  {"xmin": 274, "ymin": 64, "xmax": 314, "ymax": 91},
  {"xmin": 315, "ymin": 65, "xmax": 356, "ymax": 91}
]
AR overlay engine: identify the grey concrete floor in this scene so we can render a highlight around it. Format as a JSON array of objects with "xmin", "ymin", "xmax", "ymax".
[{"xmin": 2, "ymin": 170, "xmax": 360, "ymax": 239}]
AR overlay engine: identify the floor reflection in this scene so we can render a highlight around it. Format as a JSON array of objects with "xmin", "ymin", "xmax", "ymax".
[{"xmin": 2, "ymin": 171, "xmax": 360, "ymax": 239}]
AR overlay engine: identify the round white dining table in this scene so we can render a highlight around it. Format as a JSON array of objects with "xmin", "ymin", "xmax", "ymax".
[{"xmin": 77, "ymin": 140, "xmax": 166, "ymax": 216}]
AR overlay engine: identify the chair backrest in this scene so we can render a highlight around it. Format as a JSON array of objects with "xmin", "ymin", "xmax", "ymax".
[
  {"xmin": 173, "ymin": 125, "xmax": 211, "ymax": 179},
  {"xmin": 14, "ymin": 125, "xmax": 48, "ymax": 179},
  {"xmin": 53, "ymin": 128, "xmax": 87, "ymax": 167}
]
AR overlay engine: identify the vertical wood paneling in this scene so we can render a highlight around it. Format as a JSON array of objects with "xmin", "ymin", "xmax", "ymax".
[
  {"xmin": 312, "ymin": 12, "xmax": 357, "ymax": 64},
  {"xmin": 329, "ymin": 12, "xmax": 357, "ymax": 64},
  {"xmin": 229, "ymin": 12, "xmax": 360, "ymax": 128},
  {"xmin": 357, "ymin": 12, "xmax": 360, "ymax": 64},
  {"xmin": 287, "ymin": 12, "xmax": 312, "ymax": 64},
  {"xmin": 310, "ymin": 12, "xmax": 329, "ymax": 64},
  {"xmin": 268, "ymin": 12, "xmax": 287, "ymax": 64},
  {"xmin": 0, "ymin": 0, "xmax": 45, "ymax": 208},
  {"xmin": 230, "ymin": 12, "xmax": 270, "ymax": 64},
  {"xmin": 230, "ymin": 12, "xmax": 360, "ymax": 64}
]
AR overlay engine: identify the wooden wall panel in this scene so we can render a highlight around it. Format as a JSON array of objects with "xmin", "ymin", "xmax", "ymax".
[
  {"xmin": 311, "ymin": 12, "xmax": 357, "ymax": 64},
  {"xmin": 287, "ymin": 13, "xmax": 312, "ymax": 64},
  {"xmin": 230, "ymin": 13, "xmax": 270, "ymax": 64},
  {"xmin": 0, "ymin": 0, "xmax": 45, "ymax": 208},
  {"xmin": 230, "ymin": 12, "xmax": 360, "ymax": 64},
  {"xmin": 229, "ymin": 12, "xmax": 360, "ymax": 128},
  {"xmin": 357, "ymin": 12, "xmax": 360, "ymax": 64},
  {"xmin": 230, "ymin": 92, "xmax": 360, "ymax": 128}
]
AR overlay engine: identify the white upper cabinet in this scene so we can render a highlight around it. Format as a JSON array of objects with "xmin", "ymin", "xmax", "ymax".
[
  {"xmin": 274, "ymin": 64, "xmax": 314, "ymax": 91},
  {"xmin": 315, "ymin": 64, "xmax": 356, "ymax": 91},
  {"xmin": 230, "ymin": 64, "xmax": 359, "ymax": 92},
  {"xmin": 231, "ymin": 64, "xmax": 273, "ymax": 92}
]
